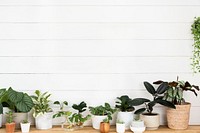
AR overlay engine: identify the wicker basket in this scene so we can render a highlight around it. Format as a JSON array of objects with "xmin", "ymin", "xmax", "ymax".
[{"xmin": 167, "ymin": 102, "xmax": 191, "ymax": 130}]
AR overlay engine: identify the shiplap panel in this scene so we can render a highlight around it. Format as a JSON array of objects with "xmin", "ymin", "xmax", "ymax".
[
  {"xmin": 0, "ymin": 0, "xmax": 199, "ymax": 6},
  {"xmin": 0, "ymin": 57, "xmax": 191, "ymax": 73},
  {"xmin": 0, "ymin": 74, "xmax": 199, "ymax": 92},
  {"xmin": 0, "ymin": 6, "xmax": 199, "ymax": 22},
  {"xmin": 0, "ymin": 23, "xmax": 192, "ymax": 39},
  {"xmin": 0, "ymin": 40, "xmax": 192, "ymax": 57}
]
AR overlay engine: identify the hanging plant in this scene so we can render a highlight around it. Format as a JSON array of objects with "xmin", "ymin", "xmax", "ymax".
[{"xmin": 191, "ymin": 17, "xmax": 200, "ymax": 73}]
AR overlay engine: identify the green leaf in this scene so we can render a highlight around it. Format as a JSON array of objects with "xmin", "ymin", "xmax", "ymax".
[
  {"xmin": 134, "ymin": 108, "xmax": 146, "ymax": 114},
  {"xmin": 157, "ymin": 82, "xmax": 168, "ymax": 94},
  {"xmin": 144, "ymin": 82, "xmax": 156, "ymax": 95},
  {"xmin": 132, "ymin": 98, "xmax": 150, "ymax": 106},
  {"xmin": 15, "ymin": 93, "xmax": 34, "ymax": 112},
  {"xmin": 63, "ymin": 101, "xmax": 68, "ymax": 106},
  {"xmin": 156, "ymin": 99, "xmax": 175, "ymax": 109},
  {"xmin": 0, "ymin": 103, "xmax": 3, "ymax": 114},
  {"xmin": 54, "ymin": 101, "xmax": 60, "ymax": 105}
]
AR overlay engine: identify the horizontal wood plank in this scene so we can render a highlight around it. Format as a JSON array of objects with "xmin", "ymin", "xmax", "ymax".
[
  {"xmin": 0, "ymin": 23, "xmax": 192, "ymax": 39},
  {"xmin": 0, "ymin": 0, "xmax": 199, "ymax": 6},
  {"xmin": 0, "ymin": 6, "xmax": 199, "ymax": 22}
]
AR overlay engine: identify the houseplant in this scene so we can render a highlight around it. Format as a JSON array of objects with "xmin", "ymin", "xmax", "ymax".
[
  {"xmin": 158, "ymin": 77, "xmax": 199, "ymax": 129},
  {"xmin": 89, "ymin": 103, "xmax": 116, "ymax": 130},
  {"xmin": 116, "ymin": 120, "xmax": 125, "ymax": 133},
  {"xmin": 69, "ymin": 101, "xmax": 91, "ymax": 129},
  {"xmin": 115, "ymin": 95, "xmax": 135, "ymax": 129},
  {"xmin": 31, "ymin": 90, "xmax": 53, "ymax": 130},
  {"xmin": 133, "ymin": 81, "xmax": 175, "ymax": 130},
  {"xmin": 100, "ymin": 118, "xmax": 110, "ymax": 133},
  {"xmin": 0, "ymin": 88, "xmax": 7, "ymax": 127},
  {"xmin": 5, "ymin": 111, "xmax": 15, "ymax": 133},
  {"xmin": 191, "ymin": 17, "xmax": 200, "ymax": 73},
  {"xmin": 20, "ymin": 119, "xmax": 30, "ymax": 133}
]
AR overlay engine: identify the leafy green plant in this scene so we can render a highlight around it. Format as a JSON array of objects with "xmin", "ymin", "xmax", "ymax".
[
  {"xmin": 157, "ymin": 77, "xmax": 199, "ymax": 105},
  {"xmin": 133, "ymin": 82, "xmax": 175, "ymax": 115},
  {"xmin": 54, "ymin": 101, "xmax": 68, "ymax": 110},
  {"xmin": 115, "ymin": 95, "xmax": 135, "ymax": 112},
  {"xmin": 69, "ymin": 101, "xmax": 91, "ymax": 126},
  {"xmin": 31, "ymin": 90, "xmax": 52, "ymax": 117},
  {"xmin": 0, "ymin": 88, "xmax": 34, "ymax": 113},
  {"xmin": 6, "ymin": 111, "xmax": 15, "ymax": 123},
  {"xmin": 191, "ymin": 17, "xmax": 200, "ymax": 73},
  {"xmin": 21, "ymin": 119, "xmax": 29, "ymax": 124},
  {"xmin": 89, "ymin": 103, "xmax": 116, "ymax": 121}
]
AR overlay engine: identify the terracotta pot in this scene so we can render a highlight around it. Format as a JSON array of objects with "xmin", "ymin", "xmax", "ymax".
[
  {"xmin": 140, "ymin": 113, "xmax": 160, "ymax": 130},
  {"xmin": 167, "ymin": 102, "xmax": 191, "ymax": 130},
  {"xmin": 5, "ymin": 122, "xmax": 15, "ymax": 133},
  {"xmin": 100, "ymin": 122, "xmax": 110, "ymax": 133}
]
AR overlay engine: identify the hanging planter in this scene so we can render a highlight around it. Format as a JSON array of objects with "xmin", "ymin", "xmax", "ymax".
[{"xmin": 191, "ymin": 17, "xmax": 200, "ymax": 73}]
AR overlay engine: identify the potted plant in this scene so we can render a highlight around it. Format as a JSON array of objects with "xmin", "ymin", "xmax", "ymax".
[
  {"xmin": 132, "ymin": 81, "xmax": 175, "ymax": 130},
  {"xmin": 191, "ymin": 17, "xmax": 200, "ymax": 73},
  {"xmin": 0, "ymin": 88, "xmax": 7, "ymax": 127},
  {"xmin": 69, "ymin": 101, "xmax": 91, "ymax": 129},
  {"xmin": 5, "ymin": 111, "xmax": 15, "ymax": 133},
  {"xmin": 116, "ymin": 120, "xmax": 125, "ymax": 133},
  {"xmin": 158, "ymin": 77, "xmax": 199, "ymax": 129},
  {"xmin": 89, "ymin": 103, "xmax": 116, "ymax": 130},
  {"xmin": 20, "ymin": 119, "xmax": 30, "ymax": 133},
  {"xmin": 130, "ymin": 119, "xmax": 145, "ymax": 133},
  {"xmin": 100, "ymin": 118, "xmax": 110, "ymax": 133},
  {"xmin": 115, "ymin": 95, "xmax": 135, "ymax": 129},
  {"xmin": 31, "ymin": 90, "xmax": 53, "ymax": 130}
]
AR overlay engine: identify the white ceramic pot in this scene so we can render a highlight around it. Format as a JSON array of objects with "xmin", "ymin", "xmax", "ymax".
[
  {"xmin": 116, "ymin": 123, "xmax": 125, "ymax": 133},
  {"xmin": 20, "ymin": 122, "xmax": 30, "ymax": 133},
  {"xmin": 0, "ymin": 114, "xmax": 2, "ymax": 127},
  {"xmin": 117, "ymin": 111, "xmax": 133, "ymax": 130},
  {"xmin": 92, "ymin": 115, "xmax": 107, "ymax": 129},
  {"xmin": 13, "ymin": 112, "xmax": 27, "ymax": 129},
  {"xmin": 131, "ymin": 120, "xmax": 145, "ymax": 127},
  {"xmin": 35, "ymin": 112, "xmax": 53, "ymax": 130},
  {"xmin": 140, "ymin": 113, "xmax": 160, "ymax": 130}
]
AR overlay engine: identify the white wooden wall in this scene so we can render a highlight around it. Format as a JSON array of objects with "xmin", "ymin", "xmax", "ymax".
[{"xmin": 0, "ymin": 0, "xmax": 200, "ymax": 125}]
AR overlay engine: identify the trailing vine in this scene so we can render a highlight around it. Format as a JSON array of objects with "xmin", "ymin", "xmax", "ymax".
[{"xmin": 191, "ymin": 17, "xmax": 200, "ymax": 73}]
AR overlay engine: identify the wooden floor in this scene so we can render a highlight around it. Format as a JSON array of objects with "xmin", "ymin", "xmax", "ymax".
[{"xmin": 0, "ymin": 126, "xmax": 200, "ymax": 133}]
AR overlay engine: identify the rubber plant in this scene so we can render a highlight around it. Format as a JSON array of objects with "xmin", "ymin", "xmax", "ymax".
[
  {"xmin": 191, "ymin": 17, "xmax": 200, "ymax": 73},
  {"xmin": 133, "ymin": 81, "xmax": 176, "ymax": 115}
]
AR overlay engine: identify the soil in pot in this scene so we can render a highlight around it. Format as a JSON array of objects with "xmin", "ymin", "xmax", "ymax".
[
  {"xmin": 167, "ymin": 102, "xmax": 191, "ymax": 130},
  {"xmin": 140, "ymin": 113, "xmax": 160, "ymax": 130},
  {"xmin": 100, "ymin": 122, "xmax": 110, "ymax": 133},
  {"xmin": 5, "ymin": 122, "xmax": 15, "ymax": 133}
]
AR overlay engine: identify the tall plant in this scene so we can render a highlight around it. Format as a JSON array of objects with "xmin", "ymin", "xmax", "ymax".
[{"xmin": 191, "ymin": 17, "xmax": 200, "ymax": 73}]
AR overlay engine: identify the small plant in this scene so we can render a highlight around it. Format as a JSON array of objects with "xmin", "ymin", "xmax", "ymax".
[
  {"xmin": 115, "ymin": 95, "xmax": 135, "ymax": 112},
  {"xmin": 54, "ymin": 101, "xmax": 68, "ymax": 110},
  {"xmin": 89, "ymin": 103, "xmax": 116, "ymax": 121},
  {"xmin": 116, "ymin": 120, "xmax": 124, "ymax": 124},
  {"xmin": 6, "ymin": 111, "xmax": 14, "ymax": 123},
  {"xmin": 133, "ymin": 81, "xmax": 175, "ymax": 115},
  {"xmin": 21, "ymin": 119, "xmax": 29, "ymax": 124},
  {"xmin": 191, "ymin": 17, "xmax": 200, "ymax": 73},
  {"xmin": 69, "ymin": 101, "xmax": 91, "ymax": 127},
  {"xmin": 157, "ymin": 77, "xmax": 199, "ymax": 105},
  {"xmin": 31, "ymin": 90, "xmax": 52, "ymax": 117}
]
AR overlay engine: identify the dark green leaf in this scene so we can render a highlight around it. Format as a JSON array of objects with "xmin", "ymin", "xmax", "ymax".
[
  {"xmin": 132, "ymin": 98, "xmax": 150, "ymax": 106},
  {"xmin": 157, "ymin": 82, "xmax": 168, "ymax": 94},
  {"xmin": 144, "ymin": 82, "xmax": 156, "ymax": 95},
  {"xmin": 134, "ymin": 108, "xmax": 146, "ymax": 114},
  {"xmin": 156, "ymin": 99, "xmax": 175, "ymax": 109}
]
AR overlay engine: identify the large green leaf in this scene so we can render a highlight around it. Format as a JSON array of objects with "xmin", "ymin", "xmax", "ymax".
[
  {"xmin": 0, "ymin": 103, "xmax": 3, "ymax": 114},
  {"xmin": 144, "ymin": 82, "xmax": 156, "ymax": 95},
  {"xmin": 157, "ymin": 82, "xmax": 168, "ymax": 94},
  {"xmin": 8, "ymin": 88, "xmax": 23, "ymax": 103},
  {"xmin": 15, "ymin": 93, "xmax": 34, "ymax": 112},
  {"xmin": 132, "ymin": 98, "xmax": 150, "ymax": 106},
  {"xmin": 156, "ymin": 99, "xmax": 175, "ymax": 109},
  {"xmin": 134, "ymin": 108, "xmax": 146, "ymax": 114}
]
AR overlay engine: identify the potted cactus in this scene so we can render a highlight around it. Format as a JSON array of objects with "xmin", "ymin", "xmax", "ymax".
[
  {"xmin": 89, "ymin": 103, "xmax": 116, "ymax": 130},
  {"xmin": 5, "ymin": 111, "xmax": 15, "ymax": 133},
  {"xmin": 132, "ymin": 81, "xmax": 175, "ymax": 130},
  {"xmin": 157, "ymin": 77, "xmax": 199, "ymax": 129}
]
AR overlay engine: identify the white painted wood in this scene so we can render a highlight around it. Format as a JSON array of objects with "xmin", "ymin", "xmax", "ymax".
[
  {"xmin": 0, "ymin": 6, "xmax": 199, "ymax": 22},
  {"xmin": 0, "ymin": 40, "xmax": 192, "ymax": 56},
  {"xmin": 0, "ymin": 0, "xmax": 199, "ymax": 6},
  {"xmin": 0, "ymin": 57, "xmax": 192, "ymax": 73},
  {"xmin": 0, "ymin": 23, "xmax": 192, "ymax": 39}
]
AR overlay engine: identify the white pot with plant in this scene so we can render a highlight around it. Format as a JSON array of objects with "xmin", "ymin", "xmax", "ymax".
[
  {"xmin": 130, "ymin": 119, "xmax": 145, "ymax": 133},
  {"xmin": 31, "ymin": 90, "xmax": 53, "ymax": 130},
  {"xmin": 20, "ymin": 119, "xmax": 30, "ymax": 133},
  {"xmin": 89, "ymin": 103, "xmax": 116, "ymax": 130},
  {"xmin": 115, "ymin": 95, "xmax": 135, "ymax": 130},
  {"xmin": 158, "ymin": 77, "xmax": 199, "ymax": 129},
  {"xmin": 116, "ymin": 120, "xmax": 125, "ymax": 133},
  {"xmin": 132, "ymin": 81, "xmax": 175, "ymax": 130}
]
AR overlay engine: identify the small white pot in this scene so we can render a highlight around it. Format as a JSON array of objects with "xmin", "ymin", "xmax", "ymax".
[
  {"xmin": 20, "ymin": 122, "xmax": 30, "ymax": 133},
  {"xmin": 0, "ymin": 114, "xmax": 2, "ymax": 127},
  {"xmin": 140, "ymin": 113, "xmax": 160, "ymax": 130},
  {"xmin": 117, "ymin": 111, "xmax": 133, "ymax": 130},
  {"xmin": 91, "ymin": 115, "xmax": 107, "ymax": 129},
  {"xmin": 131, "ymin": 120, "xmax": 145, "ymax": 127},
  {"xmin": 116, "ymin": 123, "xmax": 125, "ymax": 133},
  {"xmin": 35, "ymin": 112, "xmax": 53, "ymax": 130}
]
